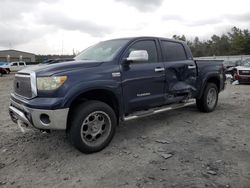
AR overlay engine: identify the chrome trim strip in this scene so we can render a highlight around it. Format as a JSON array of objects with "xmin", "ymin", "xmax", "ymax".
[
  {"xmin": 15, "ymin": 74, "xmax": 30, "ymax": 78},
  {"xmin": 9, "ymin": 106, "xmax": 32, "ymax": 126},
  {"xmin": 30, "ymin": 72, "xmax": 37, "ymax": 97},
  {"xmin": 238, "ymin": 75, "xmax": 250, "ymax": 77},
  {"xmin": 14, "ymin": 71, "xmax": 37, "ymax": 99},
  {"xmin": 154, "ymin": 67, "xmax": 165, "ymax": 72},
  {"xmin": 123, "ymin": 99, "xmax": 196, "ymax": 121},
  {"xmin": 112, "ymin": 72, "xmax": 121, "ymax": 77}
]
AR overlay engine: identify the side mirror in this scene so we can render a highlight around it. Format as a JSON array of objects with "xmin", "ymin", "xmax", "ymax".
[{"xmin": 126, "ymin": 50, "xmax": 149, "ymax": 62}]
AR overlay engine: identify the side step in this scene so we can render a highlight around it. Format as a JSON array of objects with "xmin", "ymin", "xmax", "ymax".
[{"xmin": 123, "ymin": 99, "xmax": 196, "ymax": 121}]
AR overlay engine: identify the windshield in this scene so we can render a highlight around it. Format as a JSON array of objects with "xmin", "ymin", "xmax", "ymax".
[
  {"xmin": 75, "ymin": 39, "xmax": 129, "ymax": 62},
  {"xmin": 0, "ymin": 62, "xmax": 7, "ymax": 65},
  {"xmin": 240, "ymin": 60, "xmax": 250, "ymax": 66}
]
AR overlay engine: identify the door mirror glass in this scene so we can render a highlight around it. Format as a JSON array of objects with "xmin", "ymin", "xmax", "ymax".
[{"xmin": 126, "ymin": 50, "xmax": 149, "ymax": 62}]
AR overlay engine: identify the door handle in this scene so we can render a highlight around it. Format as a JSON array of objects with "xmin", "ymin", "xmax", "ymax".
[
  {"xmin": 155, "ymin": 67, "xmax": 165, "ymax": 72},
  {"xmin": 188, "ymin": 65, "xmax": 196, "ymax": 69}
]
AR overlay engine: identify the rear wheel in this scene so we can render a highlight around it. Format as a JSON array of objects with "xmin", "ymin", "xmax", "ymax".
[
  {"xmin": 196, "ymin": 83, "xmax": 218, "ymax": 112},
  {"xmin": 68, "ymin": 100, "xmax": 117, "ymax": 153}
]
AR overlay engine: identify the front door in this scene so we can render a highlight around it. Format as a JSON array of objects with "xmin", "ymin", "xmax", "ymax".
[{"xmin": 121, "ymin": 39, "xmax": 165, "ymax": 114}]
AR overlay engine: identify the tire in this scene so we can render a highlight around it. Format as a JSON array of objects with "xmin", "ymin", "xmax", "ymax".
[
  {"xmin": 6, "ymin": 69, "xmax": 10, "ymax": 74},
  {"xmin": 68, "ymin": 100, "xmax": 117, "ymax": 153},
  {"xmin": 196, "ymin": 83, "xmax": 218, "ymax": 112}
]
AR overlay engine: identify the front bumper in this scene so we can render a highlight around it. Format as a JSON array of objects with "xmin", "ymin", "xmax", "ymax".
[
  {"xmin": 238, "ymin": 75, "xmax": 250, "ymax": 83},
  {"xmin": 9, "ymin": 98, "xmax": 69, "ymax": 130}
]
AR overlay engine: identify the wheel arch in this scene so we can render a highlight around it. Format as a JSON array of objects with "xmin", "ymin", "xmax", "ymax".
[
  {"xmin": 66, "ymin": 88, "xmax": 121, "ymax": 131},
  {"xmin": 198, "ymin": 75, "xmax": 221, "ymax": 99}
]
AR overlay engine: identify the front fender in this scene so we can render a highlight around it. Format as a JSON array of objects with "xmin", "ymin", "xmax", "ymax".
[{"xmin": 62, "ymin": 80, "xmax": 122, "ymax": 108}]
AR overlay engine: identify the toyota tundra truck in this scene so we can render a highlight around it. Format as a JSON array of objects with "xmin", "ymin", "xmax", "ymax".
[{"xmin": 9, "ymin": 37, "xmax": 226, "ymax": 153}]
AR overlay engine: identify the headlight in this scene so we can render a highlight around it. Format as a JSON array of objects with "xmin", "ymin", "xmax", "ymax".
[{"xmin": 37, "ymin": 76, "xmax": 67, "ymax": 91}]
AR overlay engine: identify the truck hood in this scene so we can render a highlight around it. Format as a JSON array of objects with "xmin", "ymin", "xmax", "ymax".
[
  {"xmin": 19, "ymin": 60, "xmax": 103, "ymax": 76},
  {"xmin": 236, "ymin": 66, "xmax": 250, "ymax": 70}
]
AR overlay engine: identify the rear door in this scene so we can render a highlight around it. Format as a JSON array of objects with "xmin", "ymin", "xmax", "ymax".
[
  {"xmin": 121, "ymin": 39, "xmax": 165, "ymax": 114},
  {"xmin": 18, "ymin": 62, "xmax": 25, "ymax": 70},
  {"xmin": 160, "ymin": 40, "xmax": 197, "ymax": 101}
]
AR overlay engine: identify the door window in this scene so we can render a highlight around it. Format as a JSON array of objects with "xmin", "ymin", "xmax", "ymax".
[
  {"xmin": 19, "ymin": 62, "xmax": 25, "ymax": 66},
  {"xmin": 161, "ymin": 41, "xmax": 187, "ymax": 61},
  {"xmin": 126, "ymin": 40, "xmax": 158, "ymax": 63}
]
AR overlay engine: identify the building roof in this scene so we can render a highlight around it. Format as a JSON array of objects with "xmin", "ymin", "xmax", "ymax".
[{"xmin": 0, "ymin": 49, "xmax": 36, "ymax": 56}]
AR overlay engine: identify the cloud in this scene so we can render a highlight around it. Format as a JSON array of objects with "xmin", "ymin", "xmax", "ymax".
[
  {"xmin": 226, "ymin": 12, "xmax": 250, "ymax": 22},
  {"xmin": 0, "ymin": 24, "xmax": 46, "ymax": 48},
  {"xmin": 37, "ymin": 11, "xmax": 113, "ymax": 37},
  {"xmin": 162, "ymin": 14, "xmax": 184, "ymax": 22},
  {"xmin": 0, "ymin": 0, "xmax": 249, "ymax": 54},
  {"xmin": 162, "ymin": 12, "xmax": 250, "ymax": 27},
  {"xmin": 0, "ymin": 0, "xmax": 57, "ymax": 20},
  {"xmin": 114, "ymin": 0, "xmax": 164, "ymax": 11},
  {"xmin": 185, "ymin": 18, "xmax": 222, "ymax": 27}
]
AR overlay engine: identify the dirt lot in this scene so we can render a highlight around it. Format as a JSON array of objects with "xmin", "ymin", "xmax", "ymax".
[{"xmin": 0, "ymin": 74, "xmax": 250, "ymax": 188}]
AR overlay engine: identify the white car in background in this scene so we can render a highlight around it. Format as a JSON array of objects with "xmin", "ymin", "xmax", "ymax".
[{"xmin": 9, "ymin": 61, "xmax": 27, "ymax": 72}]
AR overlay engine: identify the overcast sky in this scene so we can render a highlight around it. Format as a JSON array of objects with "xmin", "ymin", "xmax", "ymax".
[{"xmin": 0, "ymin": 0, "xmax": 249, "ymax": 55}]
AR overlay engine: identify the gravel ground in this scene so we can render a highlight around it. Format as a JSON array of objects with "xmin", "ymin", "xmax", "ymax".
[{"xmin": 0, "ymin": 74, "xmax": 250, "ymax": 188}]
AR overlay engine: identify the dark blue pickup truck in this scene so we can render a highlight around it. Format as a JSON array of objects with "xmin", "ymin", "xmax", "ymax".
[{"xmin": 9, "ymin": 37, "xmax": 226, "ymax": 153}]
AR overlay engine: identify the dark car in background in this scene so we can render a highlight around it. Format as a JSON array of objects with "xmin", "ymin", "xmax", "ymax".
[
  {"xmin": 0, "ymin": 62, "xmax": 10, "ymax": 74},
  {"xmin": 0, "ymin": 67, "xmax": 8, "ymax": 76}
]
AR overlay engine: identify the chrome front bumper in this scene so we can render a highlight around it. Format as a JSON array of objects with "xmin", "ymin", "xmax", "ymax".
[{"xmin": 9, "ymin": 99, "xmax": 69, "ymax": 130}]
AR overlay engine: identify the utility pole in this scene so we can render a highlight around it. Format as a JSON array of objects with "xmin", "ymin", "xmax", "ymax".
[{"xmin": 61, "ymin": 32, "xmax": 64, "ymax": 55}]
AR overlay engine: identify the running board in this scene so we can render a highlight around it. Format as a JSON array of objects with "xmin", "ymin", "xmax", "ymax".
[{"xmin": 123, "ymin": 99, "xmax": 196, "ymax": 121}]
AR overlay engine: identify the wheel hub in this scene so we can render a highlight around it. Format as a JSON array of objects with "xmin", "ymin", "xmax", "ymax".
[
  {"xmin": 207, "ymin": 88, "xmax": 217, "ymax": 108},
  {"xmin": 80, "ymin": 111, "xmax": 111, "ymax": 146},
  {"xmin": 90, "ymin": 121, "xmax": 101, "ymax": 133}
]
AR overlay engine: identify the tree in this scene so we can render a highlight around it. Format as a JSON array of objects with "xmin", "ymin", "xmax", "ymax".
[{"xmin": 174, "ymin": 26, "xmax": 250, "ymax": 57}]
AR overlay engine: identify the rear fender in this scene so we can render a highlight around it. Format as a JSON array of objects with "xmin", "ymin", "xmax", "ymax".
[{"xmin": 197, "ymin": 74, "xmax": 221, "ymax": 99}]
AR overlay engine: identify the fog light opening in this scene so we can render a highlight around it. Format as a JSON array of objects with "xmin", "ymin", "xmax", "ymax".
[{"xmin": 40, "ymin": 114, "xmax": 50, "ymax": 125}]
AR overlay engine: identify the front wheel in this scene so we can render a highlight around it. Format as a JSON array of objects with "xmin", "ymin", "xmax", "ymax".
[
  {"xmin": 196, "ymin": 83, "xmax": 218, "ymax": 112},
  {"xmin": 68, "ymin": 100, "xmax": 117, "ymax": 153}
]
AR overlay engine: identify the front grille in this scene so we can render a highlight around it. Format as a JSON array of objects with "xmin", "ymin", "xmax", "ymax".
[
  {"xmin": 239, "ymin": 70, "xmax": 250, "ymax": 75},
  {"xmin": 14, "ymin": 74, "xmax": 32, "ymax": 98}
]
